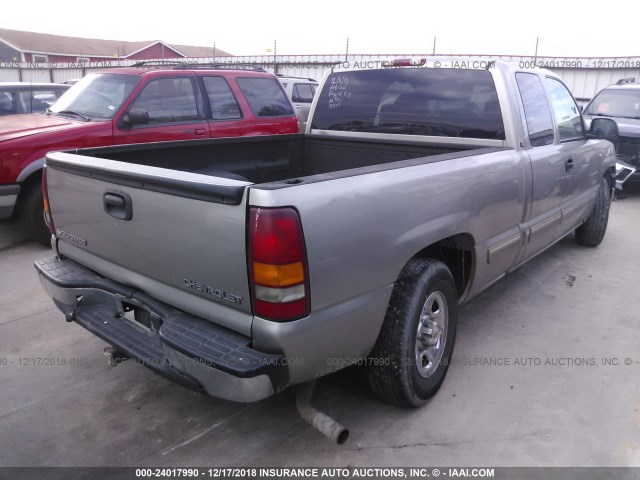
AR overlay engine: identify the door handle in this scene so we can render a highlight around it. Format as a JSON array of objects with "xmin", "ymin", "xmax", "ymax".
[
  {"xmin": 565, "ymin": 158, "xmax": 575, "ymax": 172},
  {"xmin": 104, "ymin": 191, "xmax": 133, "ymax": 220},
  {"xmin": 195, "ymin": 128, "xmax": 206, "ymax": 135}
]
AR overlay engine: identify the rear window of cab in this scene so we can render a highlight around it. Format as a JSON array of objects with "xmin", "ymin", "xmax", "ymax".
[{"xmin": 312, "ymin": 68, "xmax": 505, "ymax": 140}]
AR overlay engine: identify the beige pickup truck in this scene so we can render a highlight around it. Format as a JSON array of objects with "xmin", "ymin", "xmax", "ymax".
[{"xmin": 37, "ymin": 63, "xmax": 616, "ymax": 436}]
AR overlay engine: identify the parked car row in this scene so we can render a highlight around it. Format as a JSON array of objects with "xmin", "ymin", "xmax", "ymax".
[
  {"xmin": 0, "ymin": 65, "xmax": 300, "ymax": 244},
  {"xmin": 5, "ymin": 67, "xmax": 640, "ymax": 252}
]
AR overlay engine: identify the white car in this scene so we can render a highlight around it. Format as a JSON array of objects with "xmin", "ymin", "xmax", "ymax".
[{"xmin": 276, "ymin": 75, "xmax": 318, "ymax": 129}]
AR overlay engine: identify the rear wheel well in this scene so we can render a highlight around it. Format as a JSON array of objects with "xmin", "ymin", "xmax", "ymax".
[
  {"xmin": 17, "ymin": 170, "xmax": 43, "ymax": 206},
  {"xmin": 411, "ymin": 234, "xmax": 475, "ymax": 299},
  {"xmin": 16, "ymin": 169, "xmax": 50, "ymax": 245}
]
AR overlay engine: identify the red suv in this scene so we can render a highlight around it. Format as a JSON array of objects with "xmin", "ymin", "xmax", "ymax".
[{"xmin": 0, "ymin": 64, "xmax": 299, "ymax": 244}]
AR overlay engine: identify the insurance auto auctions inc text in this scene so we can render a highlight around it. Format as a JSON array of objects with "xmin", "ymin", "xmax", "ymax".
[{"xmin": 245, "ymin": 468, "xmax": 495, "ymax": 478}]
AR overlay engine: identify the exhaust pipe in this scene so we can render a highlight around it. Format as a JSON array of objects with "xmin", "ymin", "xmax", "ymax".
[{"xmin": 296, "ymin": 380, "xmax": 349, "ymax": 445}]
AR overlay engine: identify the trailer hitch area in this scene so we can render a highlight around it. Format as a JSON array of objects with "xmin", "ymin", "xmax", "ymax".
[
  {"xmin": 296, "ymin": 380, "xmax": 350, "ymax": 445},
  {"xmin": 103, "ymin": 346, "xmax": 130, "ymax": 367}
]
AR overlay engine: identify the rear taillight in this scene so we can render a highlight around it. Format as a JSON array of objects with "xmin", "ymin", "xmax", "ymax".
[
  {"xmin": 249, "ymin": 207, "xmax": 309, "ymax": 321},
  {"xmin": 42, "ymin": 165, "xmax": 55, "ymax": 236}
]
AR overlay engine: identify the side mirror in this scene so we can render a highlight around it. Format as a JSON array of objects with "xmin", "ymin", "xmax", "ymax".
[
  {"xmin": 589, "ymin": 117, "xmax": 618, "ymax": 144},
  {"xmin": 125, "ymin": 108, "xmax": 149, "ymax": 125}
]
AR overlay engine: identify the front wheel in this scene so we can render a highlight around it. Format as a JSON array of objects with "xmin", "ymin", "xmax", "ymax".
[
  {"xmin": 575, "ymin": 177, "xmax": 611, "ymax": 247},
  {"xmin": 367, "ymin": 258, "xmax": 458, "ymax": 407}
]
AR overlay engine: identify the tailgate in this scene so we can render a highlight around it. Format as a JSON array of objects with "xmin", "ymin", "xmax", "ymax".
[{"xmin": 45, "ymin": 151, "xmax": 254, "ymax": 336}]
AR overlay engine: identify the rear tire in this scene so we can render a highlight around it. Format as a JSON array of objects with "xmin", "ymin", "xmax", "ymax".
[
  {"xmin": 19, "ymin": 180, "xmax": 50, "ymax": 246},
  {"xmin": 367, "ymin": 258, "xmax": 457, "ymax": 407},
  {"xmin": 575, "ymin": 177, "xmax": 611, "ymax": 247}
]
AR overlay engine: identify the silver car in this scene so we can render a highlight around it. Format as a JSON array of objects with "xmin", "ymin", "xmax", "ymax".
[{"xmin": 0, "ymin": 82, "xmax": 70, "ymax": 115}]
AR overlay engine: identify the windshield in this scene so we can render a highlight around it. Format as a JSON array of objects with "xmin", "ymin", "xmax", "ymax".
[
  {"xmin": 311, "ymin": 68, "xmax": 505, "ymax": 140},
  {"xmin": 584, "ymin": 88, "xmax": 640, "ymax": 119},
  {"xmin": 50, "ymin": 73, "xmax": 140, "ymax": 120}
]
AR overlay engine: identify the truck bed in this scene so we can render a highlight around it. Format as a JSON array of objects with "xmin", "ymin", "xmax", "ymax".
[
  {"xmin": 70, "ymin": 134, "xmax": 502, "ymax": 187},
  {"xmin": 44, "ymin": 133, "xmax": 506, "ymax": 339}
]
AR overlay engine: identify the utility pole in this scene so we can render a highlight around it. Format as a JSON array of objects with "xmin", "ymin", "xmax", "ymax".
[
  {"xmin": 534, "ymin": 37, "xmax": 539, "ymax": 63},
  {"xmin": 433, "ymin": 36, "xmax": 437, "ymax": 55},
  {"xmin": 345, "ymin": 38, "xmax": 349, "ymax": 61},
  {"xmin": 273, "ymin": 40, "xmax": 277, "ymax": 74}
]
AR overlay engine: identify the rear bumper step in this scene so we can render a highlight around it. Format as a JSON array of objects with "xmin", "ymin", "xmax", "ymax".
[{"xmin": 35, "ymin": 256, "xmax": 288, "ymax": 402}]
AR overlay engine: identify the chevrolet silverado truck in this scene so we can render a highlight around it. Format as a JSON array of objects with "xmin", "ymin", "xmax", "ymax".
[
  {"xmin": 0, "ymin": 64, "xmax": 298, "ymax": 244},
  {"xmin": 37, "ymin": 62, "xmax": 616, "ymax": 409}
]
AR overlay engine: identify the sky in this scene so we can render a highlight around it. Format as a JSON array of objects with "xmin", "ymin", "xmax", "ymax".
[{"xmin": 2, "ymin": 0, "xmax": 638, "ymax": 58}]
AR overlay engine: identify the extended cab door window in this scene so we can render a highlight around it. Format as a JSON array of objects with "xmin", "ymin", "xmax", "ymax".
[
  {"xmin": 545, "ymin": 77, "xmax": 584, "ymax": 142},
  {"xmin": 515, "ymin": 72, "xmax": 563, "ymax": 261},
  {"xmin": 515, "ymin": 73, "xmax": 554, "ymax": 147},
  {"xmin": 545, "ymin": 77, "xmax": 595, "ymax": 234}
]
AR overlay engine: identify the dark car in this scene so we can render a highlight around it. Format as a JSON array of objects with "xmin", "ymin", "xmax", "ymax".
[
  {"xmin": 0, "ymin": 82, "xmax": 70, "ymax": 115},
  {"xmin": 583, "ymin": 78, "xmax": 640, "ymax": 187}
]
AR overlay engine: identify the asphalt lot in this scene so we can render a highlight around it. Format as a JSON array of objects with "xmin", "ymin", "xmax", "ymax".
[{"xmin": 1, "ymin": 184, "xmax": 640, "ymax": 468}]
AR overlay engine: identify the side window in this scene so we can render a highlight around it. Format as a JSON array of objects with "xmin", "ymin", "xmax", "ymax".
[
  {"xmin": 546, "ymin": 77, "xmax": 584, "ymax": 142},
  {"xmin": 0, "ymin": 91, "xmax": 17, "ymax": 115},
  {"xmin": 203, "ymin": 76, "xmax": 241, "ymax": 120},
  {"xmin": 23, "ymin": 89, "xmax": 62, "ymax": 112},
  {"xmin": 129, "ymin": 77, "xmax": 199, "ymax": 124},
  {"xmin": 236, "ymin": 77, "xmax": 294, "ymax": 117},
  {"xmin": 292, "ymin": 83, "xmax": 313, "ymax": 103},
  {"xmin": 515, "ymin": 73, "xmax": 555, "ymax": 147},
  {"xmin": 292, "ymin": 83, "xmax": 315, "ymax": 103}
]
